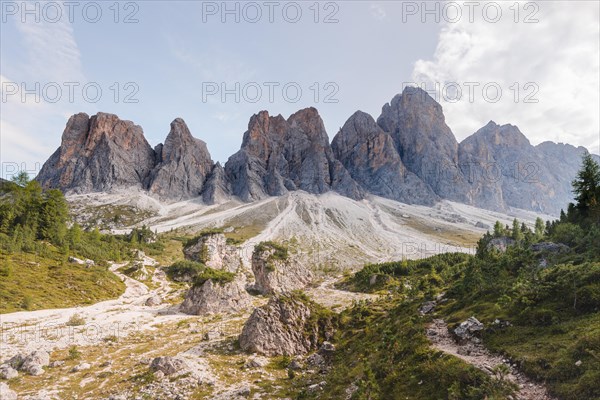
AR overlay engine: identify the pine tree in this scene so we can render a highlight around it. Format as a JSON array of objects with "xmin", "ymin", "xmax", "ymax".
[
  {"xmin": 535, "ymin": 217, "xmax": 545, "ymax": 239},
  {"xmin": 10, "ymin": 171, "xmax": 30, "ymax": 187},
  {"xmin": 493, "ymin": 221, "xmax": 504, "ymax": 237},
  {"xmin": 572, "ymin": 154, "xmax": 600, "ymax": 223},
  {"xmin": 512, "ymin": 218, "xmax": 523, "ymax": 241},
  {"xmin": 39, "ymin": 189, "xmax": 69, "ymax": 244}
]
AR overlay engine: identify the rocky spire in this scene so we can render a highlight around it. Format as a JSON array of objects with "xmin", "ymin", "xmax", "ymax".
[
  {"xmin": 36, "ymin": 112, "xmax": 156, "ymax": 193},
  {"xmin": 147, "ymin": 118, "xmax": 214, "ymax": 200},
  {"xmin": 224, "ymin": 108, "xmax": 363, "ymax": 202},
  {"xmin": 332, "ymin": 110, "xmax": 437, "ymax": 205}
]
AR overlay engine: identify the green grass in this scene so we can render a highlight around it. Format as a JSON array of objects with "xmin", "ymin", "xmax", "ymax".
[
  {"xmin": 0, "ymin": 248, "xmax": 125, "ymax": 313},
  {"xmin": 309, "ymin": 298, "xmax": 516, "ymax": 400},
  {"xmin": 336, "ymin": 237, "xmax": 600, "ymax": 400},
  {"xmin": 438, "ymin": 290, "xmax": 600, "ymax": 400},
  {"xmin": 71, "ymin": 203, "xmax": 156, "ymax": 230},
  {"xmin": 164, "ymin": 260, "xmax": 205, "ymax": 282}
]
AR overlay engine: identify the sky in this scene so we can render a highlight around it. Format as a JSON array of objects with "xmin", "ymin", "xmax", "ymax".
[{"xmin": 1, "ymin": 1, "xmax": 599, "ymax": 180}]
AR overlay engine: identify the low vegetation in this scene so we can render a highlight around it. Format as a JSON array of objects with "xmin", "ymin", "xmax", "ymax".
[
  {"xmin": 323, "ymin": 154, "xmax": 600, "ymax": 399},
  {"xmin": 255, "ymin": 241, "xmax": 289, "ymax": 263},
  {"xmin": 164, "ymin": 259, "xmax": 235, "ymax": 287},
  {"xmin": 0, "ymin": 173, "xmax": 165, "ymax": 312}
]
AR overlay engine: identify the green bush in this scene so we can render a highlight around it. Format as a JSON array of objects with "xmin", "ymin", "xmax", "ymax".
[
  {"xmin": 165, "ymin": 260, "xmax": 205, "ymax": 282},
  {"xmin": 255, "ymin": 241, "xmax": 288, "ymax": 260},
  {"xmin": 193, "ymin": 267, "xmax": 235, "ymax": 287}
]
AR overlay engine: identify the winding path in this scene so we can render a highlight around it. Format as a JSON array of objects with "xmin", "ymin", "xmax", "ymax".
[
  {"xmin": 427, "ymin": 318, "xmax": 556, "ymax": 400},
  {"xmin": 0, "ymin": 257, "xmax": 184, "ymax": 359}
]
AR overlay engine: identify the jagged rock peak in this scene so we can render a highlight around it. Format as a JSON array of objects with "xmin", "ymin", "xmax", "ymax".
[
  {"xmin": 332, "ymin": 110, "xmax": 437, "ymax": 205},
  {"xmin": 462, "ymin": 121, "xmax": 531, "ymax": 149},
  {"xmin": 225, "ymin": 107, "xmax": 363, "ymax": 202},
  {"xmin": 36, "ymin": 112, "xmax": 156, "ymax": 193},
  {"xmin": 377, "ymin": 86, "xmax": 471, "ymax": 203},
  {"xmin": 146, "ymin": 118, "xmax": 214, "ymax": 200}
]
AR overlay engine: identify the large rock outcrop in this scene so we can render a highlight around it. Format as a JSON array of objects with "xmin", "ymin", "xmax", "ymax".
[
  {"xmin": 332, "ymin": 111, "xmax": 437, "ymax": 205},
  {"xmin": 224, "ymin": 109, "xmax": 363, "ymax": 202},
  {"xmin": 202, "ymin": 162, "xmax": 230, "ymax": 204},
  {"xmin": 377, "ymin": 87, "xmax": 472, "ymax": 203},
  {"xmin": 180, "ymin": 275, "xmax": 252, "ymax": 315},
  {"xmin": 36, "ymin": 97, "xmax": 600, "ymax": 215},
  {"xmin": 459, "ymin": 122, "xmax": 574, "ymax": 214},
  {"xmin": 147, "ymin": 118, "xmax": 214, "ymax": 200},
  {"xmin": 37, "ymin": 112, "xmax": 156, "ymax": 193},
  {"xmin": 183, "ymin": 232, "xmax": 242, "ymax": 273},
  {"xmin": 251, "ymin": 242, "xmax": 313, "ymax": 295},
  {"xmin": 180, "ymin": 232, "xmax": 251, "ymax": 315},
  {"xmin": 239, "ymin": 293, "xmax": 334, "ymax": 356}
]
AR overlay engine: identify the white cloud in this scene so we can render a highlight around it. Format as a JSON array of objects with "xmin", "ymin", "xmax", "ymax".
[
  {"xmin": 411, "ymin": 1, "xmax": 600, "ymax": 154},
  {"xmin": 15, "ymin": 7, "xmax": 84, "ymax": 83},
  {"xmin": 1, "ymin": 3, "xmax": 85, "ymax": 175}
]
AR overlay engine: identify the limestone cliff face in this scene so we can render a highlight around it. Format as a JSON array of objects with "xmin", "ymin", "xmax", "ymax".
[
  {"xmin": 183, "ymin": 233, "xmax": 242, "ymax": 273},
  {"xmin": 180, "ymin": 233, "xmax": 251, "ymax": 315},
  {"xmin": 332, "ymin": 111, "xmax": 437, "ymax": 206},
  {"xmin": 147, "ymin": 118, "xmax": 214, "ymax": 200},
  {"xmin": 36, "ymin": 98, "xmax": 598, "ymax": 215},
  {"xmin": 459, "ymin": 121, "xmax": 580, "ymax": 214},
  {"xmin": 224, "ymin": 108, "xmax": 364, "ymax": 202},
  {"xmin": 377, "ymin": 87, "xmax": 472, "ymax": 203},
  {"xmin": 37, "ymin": 112, "xmax": 156, "ymax": 193},
  {"xmin": 37, "ymin": 113, "xmax": 218, "ymax": 201}
]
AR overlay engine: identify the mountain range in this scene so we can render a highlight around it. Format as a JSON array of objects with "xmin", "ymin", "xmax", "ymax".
[{"xmin": 36, "ymin": 87, "xmax": 599, "ymax": 216}]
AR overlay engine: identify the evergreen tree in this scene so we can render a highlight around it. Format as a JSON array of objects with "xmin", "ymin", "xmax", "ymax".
[
  {"xmin": 512, "ymin": 218, "xmax": 523, "ymax": 241},
  {"xmin": 572, "ymin": 154, "xmax": 600, "ymax": 223},
  {"xmin": 10, "ymin": 171, "xmax": 30, "ymax": 187},
  {"xmin": 39, "ymin": 189, "xmax": 69, "ymax": 244},
  {"xmin": 535, "ymin": 217, "xmax": 545, "ymax": 239},
  {"xmin": 493, "ymin": 221, "xmax": 504, "ymax": 237}
]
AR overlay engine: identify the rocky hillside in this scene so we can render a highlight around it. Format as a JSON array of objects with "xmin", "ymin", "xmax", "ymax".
[{"xmin": 36, "ymin": 88, "xmax": 600, "ymax": 215}]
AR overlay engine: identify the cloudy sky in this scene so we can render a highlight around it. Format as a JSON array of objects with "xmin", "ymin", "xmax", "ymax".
[{"xmin": 1, "ymin": 1, "xmax": 598, "ymax": 179}]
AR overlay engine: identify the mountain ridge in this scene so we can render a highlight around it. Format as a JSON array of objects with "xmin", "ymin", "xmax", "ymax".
[{"xmin": 36, "ymin": 87, "xmax": 600, "ymax": 216}]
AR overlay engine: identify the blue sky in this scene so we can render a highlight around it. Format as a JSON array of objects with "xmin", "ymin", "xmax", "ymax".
[{"xmin": 1, "ymin": 1, "xmax": 599, "ymax": 179}]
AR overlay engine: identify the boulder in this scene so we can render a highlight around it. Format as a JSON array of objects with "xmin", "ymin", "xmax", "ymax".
[
  {"xmin": 0, "ymin": 364, "xmax": 18, "ymax": 379},
  {"xmin": 5, "ymin": 354, "xmax": 24, "ymax": 370},
  {"xmin": 21, "ymin": 350, "xmax": 50, "ymax": 375},
  {"xmin": 0, "ymin": 382, "xmax": 17, "ymax": 400},
  {"xmin": 530, "ymin": 242, "xmax": 570, "ymax": 254},
  {"xmin": 150, "ymin": 357, "xmax": 189, "ymax": 376},
  {"xmin": 203, "ymin": 330, "xmax": 222, "ymax": 341},
  {"xmin": 239, "ymin": 293, "xmax": 334, "ymax": 356},
  {"xmin": 145, "ymin": 295, "xmax": 162, "ymax": 307},
  {"xmin": 419, "ymin": 301, "xmax": 436, "ymax": 315},
  {"xmin": 244, "ymin": 356, "xmax": 269, "ymax": 369},
  {"xmin": 183, "ymin": 233, "xmax": 242, "ymax": 273},
  {"xmin": 71, "ymin": 363, "xmax": 91, "ymax": 372},
  {"xmin": 454, "ymin": 317, "xmax": 485, "ymax": 341},
  {"xmin": 487, "ymin": 237, "xmax": 516, "ymax": 252}
]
